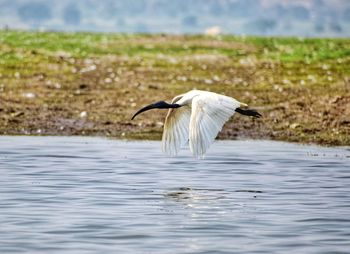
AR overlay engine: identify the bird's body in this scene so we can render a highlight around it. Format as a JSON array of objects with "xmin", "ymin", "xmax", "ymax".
[
  {"xmin": 162, "ymin": 90, "xmax": 242, "ymax": 157},
  {"xmin": 132, "ymin": 90, "xmax": 261, "ymax": 157}
]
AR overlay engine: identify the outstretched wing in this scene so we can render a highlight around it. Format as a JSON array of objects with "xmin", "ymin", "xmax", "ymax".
[
  {"xmin": 189, "ymin": 92, "xmax": 240, "ymax": 157},
  {"xmin": 162, "ymin": 95, "xmax": 191, "ymax": 156}
]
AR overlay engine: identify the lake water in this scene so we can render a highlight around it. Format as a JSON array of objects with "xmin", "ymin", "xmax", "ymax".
[{"xmin": 0, "ymin": 136, "xmax": 349, "ymax": 254}]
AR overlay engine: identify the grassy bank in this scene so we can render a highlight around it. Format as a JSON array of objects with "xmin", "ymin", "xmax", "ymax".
[{"xmin": 0, "ymin": 30, "xmax": 349, "ymax": 145}]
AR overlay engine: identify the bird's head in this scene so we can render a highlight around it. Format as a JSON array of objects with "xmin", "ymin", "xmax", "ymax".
[{"xmin": 131, "ymin": 101, "xmax": 181, "ymax": 120}]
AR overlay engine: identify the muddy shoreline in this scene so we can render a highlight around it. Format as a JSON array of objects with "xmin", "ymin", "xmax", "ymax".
[{"xmin": 0, "ymin": 31, "xmax": 349, "ymax": 145}]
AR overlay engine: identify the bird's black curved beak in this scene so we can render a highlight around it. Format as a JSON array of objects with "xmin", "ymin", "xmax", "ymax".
[
  {"xmin": 131, "ymin": 103, "xmax": 158, "ymax": 120},
  {"xmin": 131, "ymin": 101, "xmax": 181, "ymax": 120}
]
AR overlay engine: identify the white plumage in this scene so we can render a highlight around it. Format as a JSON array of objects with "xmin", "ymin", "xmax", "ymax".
[
  {"xmin": 162, "ymin": 90, "xmax": 241, "ymax": 157},
  {"xmin": 132, "ymin": 89, "xmax": 260, "ymax": 157}
]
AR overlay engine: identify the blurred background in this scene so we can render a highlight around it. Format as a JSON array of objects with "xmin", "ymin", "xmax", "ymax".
[{"xmin": 1, "ymin": 0, "xmax": 350, "ymax": 37}]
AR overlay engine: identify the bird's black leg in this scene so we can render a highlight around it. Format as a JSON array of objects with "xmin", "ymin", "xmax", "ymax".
[{"xmin": 235, "ymin": 108, "xmax": 262, "ymax": 118}]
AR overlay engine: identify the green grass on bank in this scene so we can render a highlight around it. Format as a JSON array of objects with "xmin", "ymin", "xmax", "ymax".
[{"xmin": 1, "ymin": 30, "xmax": 349, "ymax": 59}]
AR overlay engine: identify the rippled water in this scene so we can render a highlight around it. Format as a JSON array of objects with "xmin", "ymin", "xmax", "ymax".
[{"xmin": 1, "ymin": 136, "xmax": 349, "ymax": 254}]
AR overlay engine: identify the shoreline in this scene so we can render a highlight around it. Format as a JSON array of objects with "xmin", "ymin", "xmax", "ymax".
[{"xmin": 1, "ymin": 134, "xmax": 349, "ymax": 150}]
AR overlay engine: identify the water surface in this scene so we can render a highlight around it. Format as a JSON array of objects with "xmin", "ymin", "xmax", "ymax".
[{"xmin": 0, "ymin": 136, "xmax": 349, "ymax": 253}]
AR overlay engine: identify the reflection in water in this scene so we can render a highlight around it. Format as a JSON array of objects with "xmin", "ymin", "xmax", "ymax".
[
  {"xmin": 165, "ymin": 187, "xmax": 227, "ymax": 202},
  {"xmin": 0, "ymin": 136, "xmax": 349, "ymax": 254}
]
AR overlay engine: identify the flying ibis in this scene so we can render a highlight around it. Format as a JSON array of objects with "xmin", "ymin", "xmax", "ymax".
[{"xmin": 132, "ymin": 90, "xmax": 261, "ymax": 157}]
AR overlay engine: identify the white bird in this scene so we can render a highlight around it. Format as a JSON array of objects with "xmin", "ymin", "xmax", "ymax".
[{"xmin": 132, "ymin": 90, "xmax": 261, "ymax": 157}]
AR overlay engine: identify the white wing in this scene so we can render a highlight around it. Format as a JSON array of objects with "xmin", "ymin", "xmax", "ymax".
[
  {"xmin": 189, "ymin": 92, "xmax": 240, "ymax": 157},
  {"xmin": 162, "ymin": 95, "xmax": 191, "ymax": 156}
]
